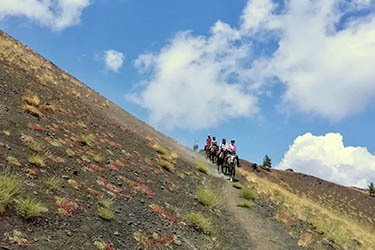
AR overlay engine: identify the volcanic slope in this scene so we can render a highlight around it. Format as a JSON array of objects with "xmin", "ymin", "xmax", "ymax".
[{"xmin": 0, "ymin": 30, "xmax": 258, "ymax": 250}]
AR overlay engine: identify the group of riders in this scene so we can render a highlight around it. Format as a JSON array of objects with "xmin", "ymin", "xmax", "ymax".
[{"xmin": 204, "ymin": 134, "xmax": 241, "ymax": 181}]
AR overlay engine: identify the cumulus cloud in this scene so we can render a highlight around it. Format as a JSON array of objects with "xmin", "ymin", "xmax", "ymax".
[
  {"xmin": 131, "ymin": 0, "xmax": 374, "ymax": 129},
  {"xmin": 277, "ymin": 133, "xmax": 375, "ymax": 188},
  {"xmin": 129, "ymin": 24, "xmax": 258, "ymax": 130},
  {"xmin": 104, "ymin": 50, "xmax": 124, "ymax": 72},
  {"xmin": 0, "ymin": 0, "xmax": 90, "ymax": 30}
]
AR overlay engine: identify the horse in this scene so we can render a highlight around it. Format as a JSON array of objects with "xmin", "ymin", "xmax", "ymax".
[
  {"xmin": 216, "ymin": 150, "xmax": 227, "ymax": 173},
  {"xmin": 226, "ymin": 153, "xmax": 238, "ymax": 181},
  {"xmin": 209, "ymin": 145, "xmax": 218, "ymax": 163}
]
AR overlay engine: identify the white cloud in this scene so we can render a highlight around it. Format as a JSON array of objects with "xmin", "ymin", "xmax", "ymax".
[
  {"xmin": 0, "ymin": 0, "xmax": 90, "ymax": 30},
  {"xmin": 104, "ymin": 50, "xmax": 124, "ymax": 72},
  {"xmin": 131, "ymin": 0, "xmax": 374, "ymax": 129},
  {"xmin": 129, "ymin": 25, "xmax": 258, "ymax": 130},
  {"xmin": 246, "ymin": 0, "xmax": 375, "ymax": 121},
  {"xmin": 277, "ymin": 133, "xmax": 375, "ymax": 188}
]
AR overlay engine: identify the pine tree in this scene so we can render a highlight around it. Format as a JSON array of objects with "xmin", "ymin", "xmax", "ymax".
[
  {"xmin": 263, "ymin": 154, "xmax": 272, "ymax": 169},
  {"xmin": 368, "ymin": 182, "xmax": 375, "ymax": 197}
]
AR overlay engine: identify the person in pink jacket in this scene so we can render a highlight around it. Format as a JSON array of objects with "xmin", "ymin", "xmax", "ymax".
[{"xmin": 227, "ymin": 139, "xmax": 240, "ymax": 167}]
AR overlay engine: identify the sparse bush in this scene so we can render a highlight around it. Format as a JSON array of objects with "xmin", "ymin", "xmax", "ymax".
[
  {"xmin": 28, "ymin": 154, "xmax": 45, "ymax": 167},
  {"xmin": 232, "ymin": 183, "xmax": 244, "ymax": 189},
  {"xmin": 98, "ymin": 198, "xmax": 114, "ymax": 220},
  {"xmin": 43, "ymin": 176, "xmax": 62, "ymax": 190},
  {"xmin": 0, "ymin": 175, "xmax": 21, "ymax": 213},
  {"xmin": 185, "ymin": 211, "xmax": 214, "ymax": 234},
  {"xmin": 22, "ymin": 135, "xmax": 42, "ymax": 152},
  {"xmin": 237, "ymin": 201, "xmax": 254, "ymax": 208},
  {"xmin": 369, "ymin": 182, "xmax": 375, "ymax": 197},
  {"xmin": 15, "ymin": 197, "xmax": 48, "ymax": 219},
  {"xmin": 6, "ymin": 156, "xmax": 21, "ymax": 167},
  {"xmin": 79, "ymin": 133, "xmax": 95, "ymax": 146},
  {"xmin": 240, "ymin": 188, "xmax": 257, "ymax": 201},
  {"xmin": 196, "ymin": 186, "xmax": 219, "ymax": 208},
  {"xmin": 196, "ymin": 161, "xmax": 209, "ymax": 175},
  {"xmin": 262, "ymin": 154, "xmax": 272, "ymax": 170},
  {"xmin": 22, "ymin": 91, "xmax": 40, "ymax": 106},
  {"xmin": 21, "ymin": 104, "xmax": 44, "ymax": 118},
  {"xmin": 159, "ymin": 160, "xmax": 175, "ymax": 172}
]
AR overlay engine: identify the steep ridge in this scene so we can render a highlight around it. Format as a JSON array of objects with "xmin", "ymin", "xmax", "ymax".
[{"xmin": 0, "ymin": 30, "xmax": 254, "ymax": 249}]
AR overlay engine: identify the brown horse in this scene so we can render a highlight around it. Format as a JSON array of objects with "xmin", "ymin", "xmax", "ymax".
[{"xmin": 209, "ymin": 145, "xmax": 218, "ymax": 163}]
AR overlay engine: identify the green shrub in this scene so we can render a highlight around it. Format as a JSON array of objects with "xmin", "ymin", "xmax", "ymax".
[
  {"xmin": 240, "ymin": 188, "xmax": 257, "ymax": 200},
  {"xmin": 176, "ymin": 172, "xmax": 185, "ymax": 179},
  {"xmin": 196, "ymin": 161, "xmax": 209, "ymax": 175},
  {"xmin": 0, "ymin": 175, "xmax": 21, "ymax": 213},
  {"xmin": 196, "ymin": 186, "xmax": 219, "ymax": 208},
  {"xmin": 232, "ymin": 183, "xmax": 243, "ymax": 189},
  {"xmin": 185, "ymin": 211, "xmax": 213, "ymax": 234},
  {"xmin": 28, "ymin": 154, "xmax": 45, "ymax": 167},
  {"xmin": 15, "ymin": 197, "xmax": 48, "ymax": 219},
  {"xmin": 43, "ymin": 176, "xmax": 62, "ymax": 190},
  {"xmin": 98, "ymin": 198, "xmax": 114, "ymax": 220},
  {"xmin": 79, "ymin": 133, "xmax": 95, "ymax": 146},
  {"xmin": 237, "ymin": 201, "xmax": 254, "ymax": 208}
]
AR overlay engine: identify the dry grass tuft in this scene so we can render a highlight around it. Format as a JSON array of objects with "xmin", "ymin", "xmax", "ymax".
[
  {"xmin": 98, "ymin": 198, "xmax": 114, "ymax": 220},
  {"xmin": 22, "ymin": 91, "xmax": 40, "ymax": 106},
  {"xmin": 232, "ymin": 183, "xmax": 244, "ymax": 189},
  {"xmin": 0, "ymin": 174, "xmax": 21, "ymax": 214},
  {"xmin": 15, "ymin": 197, "xmax": 48, "ymax": 219},
  {"xmin": 196, "ymin": 161, "xmax": 209, "ymax": 175},
  {"xmin": 153, "ymin": 144, "xmax": 167, "ymax": 155},
  {"xmin": 185, "ymin": 211, "xmax": 214, "ymax": 234},
  {"xmin": 6, "ymin": 156, "xmax": 21, "ymax": 167},
  {"xmin": 176, "ymin": 172, "xmax": 185, "ymax": 179},
  {"xmin": 196, "ymin": 186, "xmax": 220, "ymax": 208},
  {"xmin": 43, "ymin": 176, "xmax": 62, "ymax": 190},
  {"xmin": 239, "ymin": 188, "xmax": 257, "ymax": 201},
  {"xmin": 79, "ymin": 133, "xmax": 95, "ymax": 146},
  {"xmin": 92, "ymin": 153, "xmax": 104, "ymax": 163},
  {"xmin": 28, "ymin": 154, "xmax": 46, "ymax": 167},
  {"xmin": 21, "ymin": 104, "xmax": 44, "ymax": 118},
  {"xmin": 159, "ymin": 160, "xmax": 175, "ymax": 172},
  {"xmin": 21, "ymin": 135, "xmax": 42, "ymax": 152},
  {"xmin": 39, "ymin": 104, "xmax": 55, "ymax": 114},
  {"xmin": 237, "ymin": 201, "xmax": 254, "ymax": 208}
]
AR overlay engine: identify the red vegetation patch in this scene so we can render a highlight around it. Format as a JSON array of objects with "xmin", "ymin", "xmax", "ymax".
[
  {"xmin": 140, "ymin": 166, "xmax": 151, "ymax": 173},
  {"xmin": 149, "ymin": 204, "xmax": 176, "ymax": 222},
  {"xmin": 54, "ymin": 196, "xmax": 79, "ymax": 216},
  {"xmin": 97, "ymin": 177, "xmax": 123, "ymax": 194},
  {"xmin": 50, "ymin": 156, "xmax": 66, "ymax": 164},
  {"xmin": 133, "ymin": 231, "xmax": 174, "ymax": 248},
  {"xmin": 134, "ymin": 151, "xmax": 144, "ymax": 158},
  {"xmin": 3, "ymin": 230, "xmax": 30, "ymax": 246},
  {"xmin": 87, "ymin": 188, "xmax": 102, "ymax": 196},
  {"xmin": 85, "ymin": 164, "xmax": 105, "ymax": 173},
  {"xmin": 65, "ymin": 138, "xmax": 77, "ymax": 147},
  {"xmin": 120, "ymin": 176, "xmax": 156, "ymax": 196},
  {"xmin": 136, "ymin": 177, "xmax": 147, "ymax": 184},
  {"xmin": 26, "ymin": 168, "xmax": 39, "ymax": 176},
  {"xmin": 28, "ymin": 123, "xmax": 47, "ymax": 132},
  {"xmin": 96, "ymin": 176, "xmax": 109, "ymax": 186},
  {"xmin": 107, "ymin": 163, "xmax": 119, "ymax": 172}
]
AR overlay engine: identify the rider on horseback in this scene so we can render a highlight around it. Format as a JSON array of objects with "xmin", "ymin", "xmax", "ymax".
[
  {"xmin": 210, "ymin": 136, "xmax": 218, "ymax": 148},
  {"xmin": 205, "ymin": 134, "xmax": 211, "ymax": 151},
  {"xmin": 227, "ymin": 139, "xmax": 240, "ymax": 167}
]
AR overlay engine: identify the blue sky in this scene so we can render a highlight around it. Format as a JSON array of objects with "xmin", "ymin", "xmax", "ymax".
[{"xmin": 1, "ymin": 0, "xmax": 374, "ymax": 187}]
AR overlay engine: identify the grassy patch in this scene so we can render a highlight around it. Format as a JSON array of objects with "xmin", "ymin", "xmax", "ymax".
[
  {"xmin": 159, "ymin": 160, "xmax": 175, "ymax": 172},
  {"xmin": 15, "ymin": 197, "xmax": 48, "ymax": 219},
  {"xmin": 196, "ymin": 186, "xmax": 219, "ymax": 208},
  {"xmin": 22, "ymin": 135, "xmax": 42, "ymax": 152},
  {"xmin": 21, "ymin": 104, "xmax": 44, "ymax": 118},
  {"xmin": 3, "ymin": 130, "xmax": 10, "ymax": 136},
  {"xmin": 79, "ymin": 133, "xmax": 95, "ymax": 146},
  {"xmin": 6, "ymin": 156, "xmax": 21, "ymax": 167},
  {"xmin": 43, "ymin": 176, "xmax": 62, "ymax": 190},
  {"xmin": 66, "ymin": 148, "xmax": 76, "ymax": 157},
  {"xmin": 28, "ymin": 154, "xmax": 46, "ymax": 167},
  {"xmin": 196, "ymin": 161, "xmax": 209, "ymax": 175},
  {"xmin": 237, "ymin": 201, "xmax": 254, "ymax": 208},
  {"xmin": 92, "ymin": 153, "xmax": 104, "ymax": 163},
  {"xmin": 0, "ymin": 174, "xmax": 21, "ymax": 214},
  {"xmin": 22, "ymin": 91, "xmax": 40, "ymax": 106},
  {"xmin": 232, "ymin": 183, "xmax": 244, "ymax": 189},
  {"xmin": 185, "ymin": 211, "xmax": 214, "ymax": 234},
  {"xmin": 240, "ymin": 188, "xmax": 257, "ymax": 200},
  {"xmin": 98, "ymin": 198, "xmax": 114, "ymax": 220}
]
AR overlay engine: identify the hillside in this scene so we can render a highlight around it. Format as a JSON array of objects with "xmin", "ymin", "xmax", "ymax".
[{"xmin": 0, "ymin": 30, "xmax": 258, "ymax": 250}]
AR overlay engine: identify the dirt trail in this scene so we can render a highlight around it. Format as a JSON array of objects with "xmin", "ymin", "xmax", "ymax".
[{"xmin": 208, "ymin": 161, "xmax": 304, "ymax": 250}]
